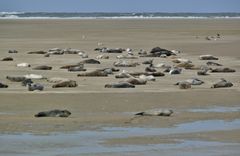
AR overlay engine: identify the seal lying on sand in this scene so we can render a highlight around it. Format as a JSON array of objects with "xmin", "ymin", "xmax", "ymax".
[
  {"xmin": 77, "ymin": 70, "xmax": 108, "ymax": 77},
  {"xmin": 116, "ymin": 54, "xmax": 138, "ymax": 59},
  {"xmin": 172, "ymin": 58, "xmax": 192, "ymax": 64},
  {"xmin": 8, "ymin": 50, "xmax": 18, "ymax": 53},
  {"xmin": 24, "ymin": 74, "xmax": 45, "ymax": 79},
  {"xmin": 1, "ymin": 57, "xmax": 13, "ymax": 61},
  {"xmin": 52, "ymin": 80, "xmax": 77, "ymax": 88},
  {"xmin": 17, "ymin": 62, "xmax": 31, "ymax": 67},
  {"xmin": 139, "ymin": 75, "xmax": 156, "ymax": 81},
  {"xmin": 79, "ymin": 59, "xmax": 100, "ymax": 64},
  {"xmin": 142, "ymin": 59, "xmax": 153, "ymax": 65},
  {"xmin": 33, "ymin": 65, "xmax": 52, "ymax": 70},
  {"xmin": 176, "ymin": 62, "xmax": 195, "ymax": 69},
  {"xmin": 169, "ymin": 68, "xmax": 182, "ymax": 75},
  {"xmin": 47, "ymin": 77, "xmax": 70, "ymax": 83},
  {"xmin": 22, "ymin": 79, "xmax": 33, "ymax": 86},
  {"xmin": 105, "ymin": 82, "xmax": 135, "ymax": 88},
  {"xmin": 199, "ymin": 55, "xmax": 218, "ymax": 60},
  {"xmin": 27, "ymin": 51, "xmax": 47, "ymax": 54},
  {"xmin": 211, "ymin": 78, "xmax": 233, "ymax": 88},
  {"xmin": 28, "ymin": 83, "xmax": 44, "ymax": 91},
  {"xmin": 113, "ymin": 60, "xmax": 139, "ymax": 67},
  {"xmin": 206, "ymin": 61, "xmax": 222, "ymax": 66},
  {"xmin": 123, "ymin": 77, "xmax": 147, "ymax": 85},
  {"xmin": 175, "ymin": 78, "xmax": 204, "ymax": 85},
  {"xmin": 95, "ymin": 47, "xmax": 125, "ymax": 53},
  {"xmin": 68, "ymin": 66, "xmax": 86, "ymax": 72},
  {"xmin": 210, "ymin": 68, "xmax": 236, "ymax": 73},
  {"xmin": 178, "ymin": 82, "xmax": 191, "ymax": 89},
  {"xmin": 145, "ymin": 66, "xmax": 156, "ymax": 72},
  {"xmin": 135, "ymin": 109, "xmax": 173, "ymax": 116},
  {"xmin": 96, "ymin": 54, "xmax": 109, "ymax": 59},
  {"xmin": 34, "ymin": 109, "xmax": 71, "ymax": 117},
  {"xmin": 60, "ymin": 64, "xmax": 83, "ymax": 69},
  {"xmin": 6, "ymin": 76, "xmax": 26, "ymax": 82},
  {"xmin": 0, "ymin": 82, "xmax": 8, "ymax": 88}
]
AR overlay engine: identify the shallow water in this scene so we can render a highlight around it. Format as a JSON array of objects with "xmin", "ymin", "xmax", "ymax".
[
  {"xmin": 188, "ymin": 106, "xmax": 240, "ymax": 113},
  {"xmin": 0, "ymin": 119, "xmax": 240, "ymax": 155}
]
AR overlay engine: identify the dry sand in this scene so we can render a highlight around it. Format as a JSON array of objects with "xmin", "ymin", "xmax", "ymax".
[{"xmin": 0, "ymin": 19, "xmax": 240, "ymax": 148}]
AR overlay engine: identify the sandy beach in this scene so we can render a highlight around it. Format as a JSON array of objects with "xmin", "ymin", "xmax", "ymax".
[{"xmin": 0, "ymin": 19, "xmax": 240, "ymax": 155}]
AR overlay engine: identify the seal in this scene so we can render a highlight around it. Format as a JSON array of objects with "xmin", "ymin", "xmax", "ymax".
[
  {"xmin": 52, "ymin": 80, "xmax": 77, "ymax": 88},
  {"xmin": 17, "ymin": 63, "xmax": 31, "ymax": 67},
  {"xmin": 96, "ymin": 54, "xmax": 109, "ymax": 59},
  {"xmin": 175, "ymin": 78, "xmax": 204, "ymax": 85},
  {"xmin": 34, "ymin": 109, "xmax": 71, "ymax": 117},
  {"xmin": 28, "ymin": 83, "xmax": 44, "ymax": 91},
  {"xmin": 47, "ymin": 77, "xmax": 70, "ymax": 83},
  {"xmin": 105, "ymin": 82, "xmax": 135, "ymax": 88},
  {"xmin": 6, "ymin": 76, "xmax": 26, "ymax": 82},
  {"xmin": 27, "ymin": 51, "xmax": 47, "ymax": 54},
  {"xmin": 33, "ymin": 65, "xmax": 52, "ymax": 70},
  {"xmin": 79, "ymin": 59, "xmax": 100, "ymax": 64},
  {"xmin": 116, "ymin": 54, "xmax": 138, "ymax": 59},
  {"xmin": 0, "ymin": 82, "xmax": 8, "ymax": 88},
  {"xmin": 68, "ymin": 66, "xmax": 86, "ymax": 72},
  {"xmin": 77, "ymin": 70, "xmax": 108, "ymax": 77},
  {"xmin": 211, "ymin": 78, "xmax": 233, "ymax": 88},
  {"xmin": 206, "ymin": 61, "xmax": 222, "ymax": 66},
  {"xmin": 8, "ymin": 50, "xmax": 18, "ymax": 53},
  {"xmin": 24, "ymin": 74, "xmax": 45, "ymax": 79},
  {"xmin": 169, "ymin": 68, "xmax": 182, "ymax": 75},
  {"xmin": 142, "ymin": 59, "xmax": 153, "ymax": 65},
  {"xmin": 135, "ymin": 109, "xmax": 173, "ymax": 116},
  {"xmin": 210, "ymin": 68, "xmax": 236, "ymax": 73},
  {"xmin": 60, "ymin": 64, "xmax": 83, "ymax": 69},
  {"xmin": 123, "ymin": 77, "xmax": 147, "ymax": 85},
  {"xmin": 178, "ymin": 82, "xmax": 191, "ymax": 89},
  {"xmin": 113, "ymin": 60, "xmax": 139, "ymax": 67},
  {"xmin": 22, "ymin": 79, "xmax": 33, "ymax": 86},
  {"xmin": 1, "ymin": 57, "xmax": 13, "ymax": 61},
  {"xmin": 145, "ymin": 66, "xmax": 156, "ymax": 72},
  {"xmin": 199, "ymin": 55, "xmax": 218, "ymax": 60}
]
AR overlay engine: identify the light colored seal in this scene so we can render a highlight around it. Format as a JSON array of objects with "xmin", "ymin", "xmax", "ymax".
[{"xmin": 17, "ymin": 63, "xmax": 31, "ymax": 67}]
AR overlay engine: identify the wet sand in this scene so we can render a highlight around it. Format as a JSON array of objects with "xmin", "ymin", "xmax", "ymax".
[{"xmin": 0, "ymin": 19, "xmax": 240, "ymax": 155}]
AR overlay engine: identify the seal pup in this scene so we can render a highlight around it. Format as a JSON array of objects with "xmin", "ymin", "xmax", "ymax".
[
  {"xmin": 6, "ymin": 76, "xmax": 26, "ymax": 82},
  {"xmin": 52, "ymin": 80, "xmax": 77, "ymax": 88},
  {"xmin": 199, "ymin": 55, "xmax": 218, "ymax": 60},
  {"xmin": 28, "ymin": 83, "xmax": 44, "ymax": 91},
  {"xmin": 24, "ymin": 74, "xmax": 45, "ymax": 79},
  {"xmin": 1, "ymin": 57, "xmax": 13, "ymax": 61},
  {"xmin": 135, "ymin": 109, "xmax": 173, "ymax": 116},
  {"xmin": 210, "ymin": 68, "xmax": 236, "ymax": 73},
  {"xmin": 32, "ymin": 65, "xmax": 52, "ymax": 70},
  {"xmin": 17, "ymin": 63, "xmax": 31, "ymax": 67},
  {"xmin": 139, "ymin": 75, "xmax": 156, "ymax": 81},
  {"xmin": 172, "ymin": 58, "xmax": 192, "ymax": 64},
  {"xmin": 0, "ymin": 82, "xmax": 8, "ymax": 88},
  {"xmin": 77, "ymin": 70, "xmax": 108, "ymax": 77},
  {"xmin": 115, "ymin": 70, "xmax": 132, "ymax": 78},
  {"xmin": 105, "ymin": 82, "xmax": 135, "ymax": 88},
  {"xmin": 211, "ymin": 78, "xmax": 233, "ymax": 88},
  {"xmin": 34, "ymin": 109, "xmax": 71, "ymax": 117}
]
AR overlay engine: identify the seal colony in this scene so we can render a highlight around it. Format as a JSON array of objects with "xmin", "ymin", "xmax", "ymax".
[{"xmin": 0, "ymin": 46, "xmax": 237, "ymax": 92}]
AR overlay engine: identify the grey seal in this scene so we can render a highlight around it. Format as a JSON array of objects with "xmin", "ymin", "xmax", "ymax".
[
  {"xmin": 135, "ymin": 109, "xmax": 173, "ymax": 116},
  {"xmin": 1, "ymin": 57, "xmax": 13, "ymax": 61},
  {"xmin": 6, "ymin": 76, "xmax": 26, "ymax": 82},
  {"xmin": 33, "ymin": 65, "xmax": 52, "ymax": 70},
  {"xmin": 77, "ymin": 70, "xmax": 108, "ymax": 77},
  {"xmin": 105, "ymin": 82, "xmax": 135, "ymax": 88},
  {"xmin": 210, "ymin": 68, "xmax": 236, "ymax": 73},
  {"xmin": 0, "ymin": 82, "xmax": 8, "ymax": 88},
  {"xmin": 52, "ymin": 80, "xmax": 77, "ymax": 88},
  {"xmin": 79, "ymin": 59, "xmax": 100, "ymax": 64},
  {"xmin": 35, "ymin": 109, "xmax": 71, "ymax": 117},
  {"xmin": 28, "ymin": 83, "xmax": 44, "ymax": 91},
  {"xmin": 211, "ymin": 78, "xmax": 233, "ymax": 88}
]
